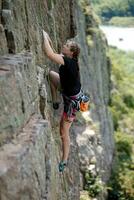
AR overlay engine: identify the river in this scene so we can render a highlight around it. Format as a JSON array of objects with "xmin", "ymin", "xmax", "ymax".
[{"xmin": 100, "ymin": 25, "xmax": 134, "ymax": 51}]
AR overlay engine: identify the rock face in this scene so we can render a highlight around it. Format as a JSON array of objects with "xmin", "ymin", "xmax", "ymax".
[
  {"xmin": 0, "ymin": 53, "xmax": 38, "ymax": 143},
  {"xmin": 74, "ymin": 2, "xmax": 114, "ymax": 184},
  {"xmin": 0, "ymin": 0, "xmax": 114, "ymax": 200}
]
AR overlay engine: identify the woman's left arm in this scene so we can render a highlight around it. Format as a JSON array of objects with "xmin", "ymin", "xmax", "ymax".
[{"xmin": 42, "ymin": 30, "xmax": 64, "ymax": 65}]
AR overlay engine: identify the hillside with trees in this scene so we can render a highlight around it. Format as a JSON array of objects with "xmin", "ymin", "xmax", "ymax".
[
  {"xmin": 108, "ymin": 48, "xmax": 134, "ymax": 200},
  {"xmin": 91, "ymin": 0, "xmax": 134, "ymax": 26}
]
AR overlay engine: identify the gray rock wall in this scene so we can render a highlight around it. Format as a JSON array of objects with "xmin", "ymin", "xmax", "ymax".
[
  {"xmin": 74, "ymin": 2, "xmax": 114, "ymax": 184},
  {"xmin": 0, "ymin": 1, "xmax": 80, "ymax": 199},
  {"xmin": 0, "ymin": 0, "xmax": 75, "ymax": 59},
  {"xmin": 0, "ymin": 0, "xmax": 114, "ymax": 199},
  {"xmin": 0, "ymin": 53, "xmax": 38, "ymax": 144}
]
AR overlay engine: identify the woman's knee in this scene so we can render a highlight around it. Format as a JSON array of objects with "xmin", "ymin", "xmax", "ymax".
[
  {"xmin": 49, "ymin": 70, "xmax": 60, "ymax": 86},
  {"xmin": 49, "ymin": 70, "xmax": 58, "ymax": 80},
  {"xmin": 49, "ymin": 70, "xmax": 54, "ymax": 76}
]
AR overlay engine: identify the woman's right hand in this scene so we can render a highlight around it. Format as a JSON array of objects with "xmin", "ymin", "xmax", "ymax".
[
  {"xmin": 42, "ymin": 30, "xmax": 64, "ymax": 65},
  {"xmin": 43, "ymin": 30, "xmax": 53, "ymax": 48},
  {"xmin": 43, "ymin": 30, "xmax": 49, "ymax": 40}
]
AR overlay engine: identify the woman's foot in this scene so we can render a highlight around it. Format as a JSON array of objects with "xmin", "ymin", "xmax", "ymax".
[{"xmin": 58, "ymin": 160, "xmax": 67, "ymax": 172}]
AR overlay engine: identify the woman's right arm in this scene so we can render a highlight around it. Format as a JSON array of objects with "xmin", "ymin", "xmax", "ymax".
[{"xmin": 42, "ymin": 30, "xmax": 64, "ymax": 65}]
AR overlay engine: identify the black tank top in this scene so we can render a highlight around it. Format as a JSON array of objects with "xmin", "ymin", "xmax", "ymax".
[{"xmin": 59, "ymin": 56, "xmax": 81, "ymax": 96}]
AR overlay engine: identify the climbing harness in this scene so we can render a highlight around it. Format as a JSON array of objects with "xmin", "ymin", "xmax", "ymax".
[{"xmin": 62, "ymin": 90, "xmax": 90, "ymax": 117}]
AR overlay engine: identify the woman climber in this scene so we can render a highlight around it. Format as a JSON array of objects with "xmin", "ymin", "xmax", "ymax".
[{"xmin": 42, "ymin": 30, "xmax": 81, "ymax": 172}]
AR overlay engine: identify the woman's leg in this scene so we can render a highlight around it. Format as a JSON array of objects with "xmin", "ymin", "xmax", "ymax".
[
  {"xmin": 60, "ymin": 116, "xmax": 73, "ymax": 162},
  {"xmin": 49, "ymin": 70, "xmax": 60, "ymax": 103}
]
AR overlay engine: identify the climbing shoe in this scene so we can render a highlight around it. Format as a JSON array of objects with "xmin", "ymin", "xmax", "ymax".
[
  {"xmin": 53, "ymin": 102, "xmax": 59, "ymax": 110},
  {"xmin": 58, "ymin": 161, "xmax": 67, "ymax": 172}
]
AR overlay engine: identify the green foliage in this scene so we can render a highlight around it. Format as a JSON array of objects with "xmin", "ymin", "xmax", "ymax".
[
  {"xmin": 90, "ymin": 0, "xmax": 101, "ymax": 4},
  {"xmin": 123, "ymin": 94, "xmax": 134, "ymax": 109},
  {"xmin": 90, "ymin": 0, "xmax": 134, "ymax": 23},
  {"xmin": 107, "ymin": 47, "xmax": 134, "ymax": 199},
  {"xmin": 79, "ymin": 0, "xmax": 100, "ymax": 26},
  {"xmin": 108, "ymin": 132, "xmax": 134, "ymax": 200},
  {"xmin": 80, "ymin": 191, "xmax": 91, "ymax": 200},
  {"xmin": 109, "ymin": 48, "xmax": 134, "ymax": 131},
  {"xmin": 109, "ymin": 17, "xmax": 134, "ymax": 27},
  {"xmin": 84, "ymin": 170, "xmax": 104, "ymax": 197}
]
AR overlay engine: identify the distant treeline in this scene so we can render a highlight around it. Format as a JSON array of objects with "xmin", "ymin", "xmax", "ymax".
[{"xmin": 91, "ymin": 0, "xmax": 134, "ymax": 21}]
